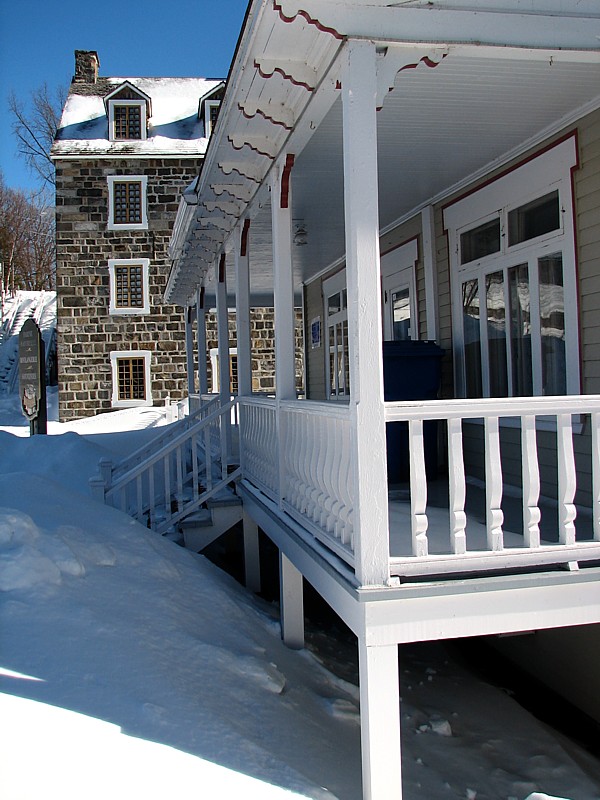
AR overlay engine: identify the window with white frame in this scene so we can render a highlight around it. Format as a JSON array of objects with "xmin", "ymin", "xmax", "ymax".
[
  {"xmin": 108, "ymin": 258, "xmax": 150, "ymax": 314},
  {"xmin": 323, "ymin": 270, "xmax": 350, "ymax": 400},
  {"xmin": 443, "ymin": 136, "xmax": 580, "ymax": 399},
  {"xmin": 109, "ymin": 101, "xmax": 146, "ymax": 141},
  {"xmin": 204, "ymin": 100, "xmax": 220, "ymax": 138},
  {"xmin": 107, "ymin": 175, "xmax": 148, "ymax": 230},
  {"xmin": 110, "ymin": 350, "xmax": 152, "ymax": 407}
]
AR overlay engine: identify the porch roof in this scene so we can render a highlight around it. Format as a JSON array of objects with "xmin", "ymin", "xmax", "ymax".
[{"xmin": 165, "ymin": 0, "xmax": 600, "ymax": 308}]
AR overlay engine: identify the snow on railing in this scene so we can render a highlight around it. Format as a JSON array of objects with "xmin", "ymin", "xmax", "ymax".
[
  {"xmin": 386, "ymin": 395, "xmax": 600, "ymax": 578},
  {"xmin": 90, "ymin": 396, "xmax": 240, "ymax": 536}
]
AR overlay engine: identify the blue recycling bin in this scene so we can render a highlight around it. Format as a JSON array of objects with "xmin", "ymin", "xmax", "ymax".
[{"xmin": 382, "ymin": 340, "xmax": 445, "ymax": 483}]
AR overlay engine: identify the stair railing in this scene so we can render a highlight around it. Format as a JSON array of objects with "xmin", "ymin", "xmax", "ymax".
[{"xmin": 90, "ymin": 395, "xmax": 240, "ymax": 536}]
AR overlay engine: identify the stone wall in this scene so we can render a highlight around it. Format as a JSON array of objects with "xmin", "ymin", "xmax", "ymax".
[
  {"xmin": 55, "ymin": 157, "xmax": 199, "ymax": 421},
  {"xmin": 204, "ymin": 308, "xmax": 304, "ymax": 395}
]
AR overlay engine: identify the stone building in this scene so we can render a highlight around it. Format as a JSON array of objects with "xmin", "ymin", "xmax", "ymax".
[{"xmin": 51, "ymin": 50, "xmax": 223, "ymax": 420}]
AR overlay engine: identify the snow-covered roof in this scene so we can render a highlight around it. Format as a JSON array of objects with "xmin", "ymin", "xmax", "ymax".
[{"xmin": 51, "ymin": 76, "xmax": 223, "ymax": 159}]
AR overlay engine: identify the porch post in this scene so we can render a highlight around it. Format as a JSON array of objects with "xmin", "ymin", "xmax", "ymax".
[
  {"xmin": 342, "ymin": 40, "xmax": 390, "ymax": 586},
  {"xmin": 271, "ymin": 158, "xmax": 296, "ymax": 402},
  {"xmin": 196, "ymin": 287, "xmax": 208, "ymax": 397},
  {"xmin": 242, "ymin": 509, "xmax": 261, "ymax": 593},
  {"xmin": 216, "ymin": 254, "xmax": 232, "ymax": 462},
  {"xmin": 185, "ymin": 305, "xmax": 196, "ymax": 397},
  {"xmin": 279, "ymin": 552, "xmax": 304, "ymax": 649},
  {"xmin": 235, "ymin": 218, "xmax": 252, "ymax": 398},
  {"xmin": 358, "ymin": 637, "xmax": 402, "ymax": 799},
  {"xmin": 271, "ymin": 157, "xmax": 304, "ymax": 649}
]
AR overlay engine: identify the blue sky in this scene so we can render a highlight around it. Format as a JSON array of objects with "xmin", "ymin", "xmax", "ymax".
[{"xmin": 0, "ymin": 0, "xmax": 249, "ymax": 191}]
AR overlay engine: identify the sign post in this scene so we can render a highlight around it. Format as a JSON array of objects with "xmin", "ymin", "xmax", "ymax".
[{"xmin": 19, "ymin": 318, "xmax": 47, "ymax": 435}]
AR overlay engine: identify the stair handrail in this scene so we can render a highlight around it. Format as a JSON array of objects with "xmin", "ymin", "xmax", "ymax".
[
  {"xmin": 102, "ymin": 396, "xmax": 234, "ymax": 496},
  {"xmin": 91, "ymin": 395, "xmax": 240, "ymax": 536},
  {"xmin": 110, "ymin": 393, "xmax": 221, "ymax": 481}
]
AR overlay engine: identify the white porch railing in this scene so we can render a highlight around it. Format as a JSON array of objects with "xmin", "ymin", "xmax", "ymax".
[
  {"xmin": 90, "ymin": 396, "xmax": 240, "ymax": 535},
  {"xmin": 239, "ymin": 393, "xmax": 600, "ymax": 582},
  {"xmin": 386, "ymin": 395, "xmax": 600, "ymax": 577},
  {"xmin": 239, "ymin": 397, "xmax": 356, "ymax": 565}
]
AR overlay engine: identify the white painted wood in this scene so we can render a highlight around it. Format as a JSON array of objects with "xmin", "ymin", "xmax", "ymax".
[
  {"xmin": 409, "ymin": 419, "xmax": 429, "ymax": 557},
  {"xmin": 358, "ymin": 639, "xmax": 402, "ymax": 800},
  {"xmin": 447, "ymin": 417, "xmax": 467, "ymax": 555},
  {"xmin": 235, "ymin": 221, "xmax": 252, "ymax": 397},
  {"xmin": 484, "ymin": 416, "xmax": 504, "ymax": 551},
  {"xmin": 243, "ymin": 509, "xmax": 261, "ymax": 593},
  {"xmin": 342, "ymin": 40, "xmax": 390, "ymax": 587},
  {"xmin": 421, "ymin": 205, "xmax": 438, "ymax": 342},
  {"xmin": 185, "ymin": 307, "xmax": 195, "ymax": 397},
  {"xmin": 279, "ymin": 552, "xmax": 304, "ymax": 650},
  {"xmin": 271, "ymin": 162, "xmax": 297, "ymax": 402},
  {"xmin": 196, "ymin": 289, "xmax": 208, "ymax": 397},
  {"xmin": 216, "ymin": 262, "xmax": 232, "ymax": 468},
  {"xmin": 521, "ymin": 415, "xmax": 541, "ymax": 548},
  {"xmin": 557, "ymin": 413, "xmax": 577, "ymax": 546}
]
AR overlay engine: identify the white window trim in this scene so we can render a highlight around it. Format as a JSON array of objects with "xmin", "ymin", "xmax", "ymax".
[
  {"xmin": 108, "ymin": 258, "xmax": 150, "ymax": 315},
  {"xmin": 107, "ymin": 99, "xmax": 147, "ymax": 142},
  {"xmin": 443, "ymin": 135, "xmax": 580, "ymax": 400},
  {"xmin": 204, "ymin": 100, "xmax": 220, "ymax": 138},
  {"xmin": 107, "ymin": 175, "xmax": 148, "ymax": 231},
  {"xmin": 110, "ymin": 350, "xmax": 152, "ymax": 408},
  {"xmin": 209, "ymin": 347, "xmax": 237, "ymax": 393},
  {"xmin": 381, "ymin": 239, "xmax": 419, "ymax": 341},
  {"xmin": 323, "ymin": 269, "xmax": 349, "ymax": 401}
]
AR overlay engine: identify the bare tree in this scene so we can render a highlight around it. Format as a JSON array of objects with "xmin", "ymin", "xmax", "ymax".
[
  {"xmin": 8, "ymin": 83, "xmax": 66, "ymax": 189},
  {"xmin": 0, "ymin": 173, "xmax": 55, "ymax": 293}
]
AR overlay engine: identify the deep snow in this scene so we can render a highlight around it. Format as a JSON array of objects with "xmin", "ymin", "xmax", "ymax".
[{"xmin": 1, "ymin": 391, "xmax": 599, "ymax": 800}]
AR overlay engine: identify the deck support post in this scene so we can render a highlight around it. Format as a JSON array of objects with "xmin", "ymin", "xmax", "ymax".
[
  {"xmin": 196, "ymin": 288, "xmax": 208, "ymax": 397},
  {"xmin": 279, "ymin": 551, "xmax": 304, "ymax": 649},
  {"xmin": 235, "ymin": 218, "xmax": 252, "ymax": 398},
  {"xmin": 342, "ymin": 40, "xmax": 390, "ymax": 586},
  {"xmin": 243, "ymin": 509, "xmax": 261, "ymax": 593},
  {"xmin": 216, "ymin": 256, "xmax": 232, "ymax": 464},
  {"xmin": 358, "ymin": 638, "xmax": 402, "ymax": 799},
  {"xmin": 185, "ymin": 305, "xmax": 196, "ymax": 397}
]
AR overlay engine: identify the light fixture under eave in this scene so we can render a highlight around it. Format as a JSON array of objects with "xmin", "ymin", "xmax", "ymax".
[{"xmin": 293, "ymin": 221, "xmax": 307, "ymax": 246}]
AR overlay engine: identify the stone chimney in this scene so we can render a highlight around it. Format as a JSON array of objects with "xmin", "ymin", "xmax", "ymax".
[{"xmin": 73, "ymin": 50, "xmax": 100, "ymax": 84}]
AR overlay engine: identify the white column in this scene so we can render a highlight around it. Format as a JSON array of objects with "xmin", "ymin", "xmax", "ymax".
[
  {"xmin": 243, "ymin": 509, "xmax": 261, "ymax": 593},
  {"xmin": 271, "ymin": 161, "xmax": 296, "ymax": 402},
  {"xmin": 216, "ymin": 254, "xmax": 232, "ymax": 462},
  {"xmin": 196, "ymin": 288, "xmax": 208, "ymax": 396},
  {"xmin": 185, "ymin": 305, "xmax": 195, "ymax": 397},
  {"xmin": 342, "ymin": 40, "xmax": 390, "ymax": 587},
  {"xmin": 358, "ymin": 638, "xmax": 402, "ymax": 799},
  {"xmin": 279, "ymin": 552, "xmax": 304, "ymax": 649},
  {"xmin": 421, "ymin": 205, "xmax": 438, "ymax": 342},
  {"xmin": 235, "ymin": 219, "xmax": 252, "ymax": 397}
]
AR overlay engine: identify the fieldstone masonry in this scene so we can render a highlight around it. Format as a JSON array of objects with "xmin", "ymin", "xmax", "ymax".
[{"xmin": 55, "ymin": 157, "xmax": 198, "ymax": 420}]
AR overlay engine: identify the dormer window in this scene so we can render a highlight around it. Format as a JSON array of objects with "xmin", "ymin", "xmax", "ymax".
[
  {"xmin": 204, "ymin": 100, "xmax": 220, "ymax": 138},
  {"xmin": 105, "ymin": 81, "xmax": 151, "ymax": 142},
  {"xmin": 113, "ymin": 102, "xmax": 143, "ymax": 139}
]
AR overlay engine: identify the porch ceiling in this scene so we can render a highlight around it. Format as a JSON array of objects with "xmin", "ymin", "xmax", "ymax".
[{"xmin": 165, "ymin": 0, "xmax": 600, "ymax": 308}]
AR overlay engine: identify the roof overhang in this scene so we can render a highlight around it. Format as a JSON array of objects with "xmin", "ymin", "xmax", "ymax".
[{"xmin": 165, "ymin": 0, "xmax": 600, "ymax": 308}]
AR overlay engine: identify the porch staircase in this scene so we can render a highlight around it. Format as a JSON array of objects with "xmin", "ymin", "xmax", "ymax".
[{"xmin": 90, "ymin": 394, "xmax": 243, "ymax": 551}]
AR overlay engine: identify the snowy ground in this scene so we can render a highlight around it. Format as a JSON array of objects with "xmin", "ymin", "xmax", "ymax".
[{"xmin": 1, "ymin": 390, "xmax": 599, "ymax": 800}]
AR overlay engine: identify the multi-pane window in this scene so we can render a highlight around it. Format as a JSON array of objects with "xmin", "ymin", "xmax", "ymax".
[
  {"xmin": 204, "ymin": 100, "xmax": 220, "ymax": 138},
  {"xmin": 118, "ymin": 357, "xmax": 146, "ymax": 400},
  {"xmin": 114, "ymin": 180, "xmax": 142, "ymax": 224},
  {"xmin": 323, "ymin": 271, "xmax": 350, "ymax": 399},
  {"xmin": 445, "ymin": 136, "xmax": 579, "ymax": 400},
  {"xmin": 108, "ymin": 259, "xmax": 150, "ymax": 314},
  {"xmin": 110, "ymin": 350, "xmax": 152, "ymax": 407},
  {"xmin": 107, "ymin": 176, "xmax": 148, "ymax": 230},
  {"xmin": 113, "ymin": 104, "xmax": 142, "ymax": 139},
  {"xmin": 115, "ymin": 264, "xmax": 143, "ymax": 308}
]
